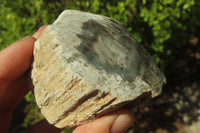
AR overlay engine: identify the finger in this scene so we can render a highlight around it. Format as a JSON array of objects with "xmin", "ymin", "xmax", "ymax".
[
  {"xmin": 32, "ymin": 25, "xmax": 47, "ymax": 39},
  {"xmin": 0, "ymin": 26, "xmax": 47, "ymax": 133},
  {"xmin": 73, "ymin": 108, "xmax": 134, "ymax": 133},
  {"xmin": 0, "ymin": 36, "xmax": 35, "ymax": 96},
  {"xmin": 25, "ymin": 119, "xmax": 62, "ymax": 133},
  {"xmin": 0, "ymin": 26, "xmax": 46, "ymax": 96},
  {"xmin": 0, "ymin": 71, "xmax": 30, "ymax": 111},
  {"xmin": 0, "ymin": 71, "xmax": 30, "ymax": 133}
]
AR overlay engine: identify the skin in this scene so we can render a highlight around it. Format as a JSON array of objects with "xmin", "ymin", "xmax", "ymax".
[{"xmin": 0, "ymin": 26, "xmax": 134, "ymax": 133}]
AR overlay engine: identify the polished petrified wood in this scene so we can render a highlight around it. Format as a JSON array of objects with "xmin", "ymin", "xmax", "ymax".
[{"xmin": 32, "ymin": 10, "xmax": 166, "ymax": 128}]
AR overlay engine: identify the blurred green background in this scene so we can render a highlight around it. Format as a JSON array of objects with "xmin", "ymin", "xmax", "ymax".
[{"xmin": 0, "ymin": 0, "xmax": 199, "ymax": 133}]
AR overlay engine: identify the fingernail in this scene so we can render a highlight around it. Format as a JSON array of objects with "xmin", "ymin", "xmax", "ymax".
[
  {"xmin": 111, "ymin": 114, "xmax": 134, "ymax": 133},
  {"xmin": 32, "ymin": 25, "xmax": 47, "ymax": 39}
]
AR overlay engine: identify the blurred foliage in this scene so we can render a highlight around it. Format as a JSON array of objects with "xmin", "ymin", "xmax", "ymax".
[
  {"xmin": 23, "ymin": 92, "xmax": 44, "ymax": 128},
  {"xmin": 0, "ymin": 0, "xmax": 199, "ymax": 132}
]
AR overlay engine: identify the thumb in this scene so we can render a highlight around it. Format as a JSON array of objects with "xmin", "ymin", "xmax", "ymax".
[{"xmin": 73, "ymin": 108, "xmax": 134, "ymax": 133}]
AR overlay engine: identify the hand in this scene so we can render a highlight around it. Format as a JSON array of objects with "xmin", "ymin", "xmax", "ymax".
[{"xmin": 0, "ymin": 26, "xmax": 134, "ymax": 133}]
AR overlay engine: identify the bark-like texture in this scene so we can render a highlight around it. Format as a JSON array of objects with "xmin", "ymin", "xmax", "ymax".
[{"xmin": 32, "ymin": 10, "xmax": 166, "ymax": 128}]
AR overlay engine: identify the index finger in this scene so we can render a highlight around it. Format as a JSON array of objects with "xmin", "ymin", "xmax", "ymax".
[
  {"xmin": 0, "ymin": 26, "xmax": 46, "ymax": 96},
  {"xmin": 0, "ymin": 36, "xmax": 35, "ymax": 95}
]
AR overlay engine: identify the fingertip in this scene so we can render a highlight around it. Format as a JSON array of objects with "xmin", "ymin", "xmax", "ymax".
[
  {"xmin": 73, "ymin": 108, "xmax": 134, "ymax": 133},
  {"xmin": 20, "ymin": 35, "xmax": 36, "ymax": 42},
  {"xmin": 73, "ymin": 114, "xmax": 117, "ymax": 133},
  {"xmin": 111, "ymin": 109, "xmax": 134, "ymax": 133},
  {"xmin": 0, "ymin": 35, "xmax": 36, "ymax": 82},
  {"xmin": 32, "ymin": 25, "xmax": 48, "ymax": 39}
]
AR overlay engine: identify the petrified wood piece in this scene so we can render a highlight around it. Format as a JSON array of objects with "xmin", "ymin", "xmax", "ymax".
[{"xmin": 32, "ymin": 10, "xmax": 166, "ymax": 128}]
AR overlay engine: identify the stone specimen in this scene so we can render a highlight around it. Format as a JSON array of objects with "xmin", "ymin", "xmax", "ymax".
[{"xmin": 32, "ymin": 10, "xmax": 166, "ymax": 128}]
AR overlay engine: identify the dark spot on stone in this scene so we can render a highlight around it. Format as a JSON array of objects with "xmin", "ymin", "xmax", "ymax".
[
  {"xmin": 36, "ymin": 62, "xmax": 45, "ymax": 69},
  {"xmin": 67, "ymin": 57, "xmax": 75, "ymax": 63},
  {"xmin": 84, "ymin": 63, "xmax": 89, "ymax": 67},
  {"xmin": 52, "ymin": 44, "xmax": 59, "ymax": 49},
  {"xmin": 76, "ymin": 19, "xmax": 141, "ymax": 81},
  {"xmin": 66, "ymin": 53, "xmax": 81, "ymax": 63}
]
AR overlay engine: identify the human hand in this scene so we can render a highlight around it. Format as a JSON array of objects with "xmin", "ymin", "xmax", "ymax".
[
  {"xmin": 0, "ymin": 25, "xmax": 47, "ymax": 133},
  {"xmin": 0, "ymin": 26, "xmax": 134, "ymax": 133}
]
